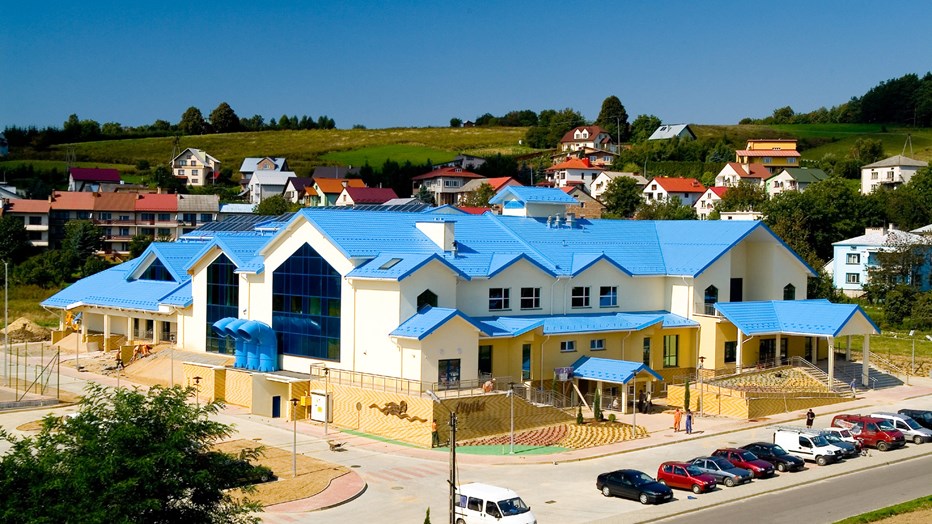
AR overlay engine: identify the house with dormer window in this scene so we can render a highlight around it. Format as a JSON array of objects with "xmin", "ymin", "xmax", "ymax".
[
  {"xmin": 411, "ymin": 166, "xmax": 485, "ymax": 206},
  {"xmin": 642, "ymin": 177, "xmax": 706, "ymax": 206},
  {"xmin": 171, "ymin": 148, "xmax": 221, "ymax": 187},
  {"xmin": 735, "ymin": 139, "xmax": 800, "ymax": 175},
  {"xmin": 560, "ymin": 126, "xmax": 614, "ymax": 152}
]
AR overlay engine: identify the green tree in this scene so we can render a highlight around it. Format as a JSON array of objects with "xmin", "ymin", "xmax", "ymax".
[
  {"xmin": 178, "ymin": 106, "xmax": 206, "ymax": 135},
  {"xmin": 0, "ymin": 384, "xmax": 263, "ymax": 523},
  {"xmin": 62, "ymin": 220, "xmax": 102, "ymax": 263},
  {"xmin": 415, "ymin": 185, "xmax": 434, "ymax": 205},
  {"xmin": 255, "ymin": 195, "xmax": 293, "ymax": 215},
  {"xmin": 635, "ymin": 197, "xmax": 697, "ymax": 220},
  {"xmin": 81, "ymin": 255, "xmax": 111, "ymax": 278},
  {"xmin": 863, "ymin": 231, "xmax": 930, "ymax": 303},
  {"xmin": 209, "ymin": 102, "xmax": 241, "ymax": 134},
  {"xmin": 449, "ymin": 117, "xmax": 462, "ymax": 128},
  {"xmin": 849, "ymin": 137, "xmax": 885, "ymax": 164},
  {"xmin": 129, "ymin": 234, "xmax": 155, "ymax": 258},
  {"xmin": 150, "ymin": 165, "xmax": 186, "ymax": 193},
  {"xmin": 709, "ymin": 183, "xmax": 768, "ymax": 219},
  {"xmin": 593, "ymin": 388, "xmax": 602, "ymax": 421},
  {"xmin": 595, "ymin": 95, "xmax": 630, "ymax": 142},
  {"xmin": 629, "ymin": 114, "xmax": 662, "ymax": 143},
  {"xmin": 13, "ymin": 250, "xmax": 72, "ymax": 287},
  {"xmin": 460, "ymin": 183, "xmax": 496, "ymax": 208},
  {"xmin": 883, "ymin": 285, "xmax": 916, "ymax": 326},
  {"xmin": 601, "ymin": 176, "xmax": 642, "ymax": 218},
  {"xmin": 683, "ymin": 380, "xmax": 691, "ymax": 410},
  {"xmin": 0, "ymin": 216, "xmax": 30, "ymax": 264}
]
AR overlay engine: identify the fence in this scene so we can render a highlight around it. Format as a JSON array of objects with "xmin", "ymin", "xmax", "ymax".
[{"xmin": 0, "ymin": 341, "xmax": 63, "ymax": 407}]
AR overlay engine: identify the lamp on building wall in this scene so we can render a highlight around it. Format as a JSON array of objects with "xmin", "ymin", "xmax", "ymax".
[
  {"xmin": 427, "ymin": 390, "xmax": 457, "ymax": 524},
  {"xmin": 193, "ymin": 376, "xmax": 202, "ymax": 408},
  {"xmin": 323, "ymin": 367, "xmax": 330, "ymax": 435},
  {"xmin": 290, "ymin": 397, "xmax": 300, "ymax": 478}
]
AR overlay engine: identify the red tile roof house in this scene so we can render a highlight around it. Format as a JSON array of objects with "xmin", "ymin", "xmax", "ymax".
[
  {"xmin": 714, "ymin": 162, "xmax": 771, "ymax": 188},
  {"xmin": 2, "ymin": 199, "xmax": 51, "ymax": 247},
  {"xmin": 559, "ymin": 125, "xmax": 615, "ymax": 152},
  {"xmin": 68, "ymin": 167, "xmax": 122, "ymax": 192},
  {"xmin": 642, "ymin": 177, "xmax": 707, "ymax": 206},
  {"xmin": 136, "ymin": 193, "xmax": 181, "ymax": 240},
  {"xmin": 411, "ymin": 166, "xmax": 484, "ymax": 206},
  {"xmin": 336, "ymin": 187, "xmax": 399, "ymax": 206},
  {"xmin": 545, "ymin": 157, "xmax": 605, "ymax": 189},
  {"xmin": 695, "ymin": 186, "xmax": 728, "ymax": 219}
]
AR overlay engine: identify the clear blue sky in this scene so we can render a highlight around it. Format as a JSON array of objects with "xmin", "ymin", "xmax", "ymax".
[{"xmin": 2, "ymin": 0, "xmax": 931, "ymax": 130}]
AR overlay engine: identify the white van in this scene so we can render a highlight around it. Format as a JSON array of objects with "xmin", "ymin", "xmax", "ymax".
[
  {"xmin": 454, "ymin": 483, "xmax": 537, "ymax": 524},
  {"xmin": 773, "ymin": 427, "xmax": 845, "ymax": 466},
  {"xmin": 869, "ymin": 412, "xmax": 932, "ymax": 444}
]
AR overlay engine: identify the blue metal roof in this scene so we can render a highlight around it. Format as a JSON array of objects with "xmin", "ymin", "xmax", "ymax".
[
  {"xmin": 130, "ymin": 242, "xmax": 206, "ymax": 282},
  {"xmin": 473, "ymin": 311, "xmax": 696, "ymax": 337},
  {"xmin": 183, "ymin": 234, "xmax": 273, "ymax": 274},
  {"xmin": 570, "ymin": 356, "xmax": 663, "ymax": 384},
  {"xmin": 347, "ymin": 252, "xmax": 470, "ymax": 281},
  {"xmin": 489, "ymin": 186, "xmax": 579, "ymax": 205},
  {"xmin": 715, "ymin": 300, "xmax": 881, "ymax": 337},
  {"xmin": 41, "ymin": 263, "xmax": 190, "ymax": 312},
  {"xmin": 389, "ymin": 307, "xmax": 489, "ymax": 340}
]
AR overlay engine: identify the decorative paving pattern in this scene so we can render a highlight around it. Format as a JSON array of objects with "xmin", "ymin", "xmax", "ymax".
[{"xmin": 458, "ymin": 421, "xmax": 648, "ymax": 449}]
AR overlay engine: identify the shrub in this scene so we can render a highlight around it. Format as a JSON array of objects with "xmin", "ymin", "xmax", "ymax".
[
  {"xmin": 576, "ymin": 406, "xmax": 584, "ymax": 425},
  {"xmin": 608, "ymin": 413, "xmax": 616, "ymax": 423},
  {"xmin": 684, "ymin": 380, "xmax": 691, "ymax": 410}
]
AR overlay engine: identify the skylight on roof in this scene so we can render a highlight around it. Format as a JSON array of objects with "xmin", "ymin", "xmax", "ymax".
[{"xmin": 379, "ymin": 258, "xmax": 403, "ymax": 270}]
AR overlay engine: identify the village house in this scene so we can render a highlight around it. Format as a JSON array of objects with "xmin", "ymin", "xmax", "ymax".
[{"xmin": 172, "ymin": 148, "xmax": 221, "ymax": 187}]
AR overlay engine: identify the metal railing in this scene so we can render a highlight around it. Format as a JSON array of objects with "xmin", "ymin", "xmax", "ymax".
[{"xmin": 867, "ymin": 351, "xmax": 906, "ymax": 379}]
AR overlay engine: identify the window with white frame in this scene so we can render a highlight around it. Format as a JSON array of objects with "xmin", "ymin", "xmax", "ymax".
[
  {"xmin": 663, "ymin": 335, "xmax": 679, "ymax": 368},
  {"xmin": 846, "ymin": 253, "xmax": 860, "ymax": 264},
  {"xmin": 871, "ymin": 171, "xmax": 878, "ymax": 180},
  {"xmin": 599, "ymin": 286, "xmax": 617, "ymax": 307},
  {"xmin": 560, "ymin": 340, "xmax": 576, "ymax": 352},
  {"xmin": 571, "ymin": 287, "xmax": 590, "ymax": 308},
  {"xmin": 520, "ymin": 287, "xmax": 540, "ymax": 310},
  {"xmin": 787, "ymin": 158, "xmax": 796, "ymax": 164},
  {"xmin": 489, "ymin": 288, "xmax": 510, "ymax": 311},
  {"xmin": 846, "ymin": 273, "xmax": 860, "ymax": 284},
  {"xmin": 590, "ymin": 339, "xmax": 605, "ymax": 351}
]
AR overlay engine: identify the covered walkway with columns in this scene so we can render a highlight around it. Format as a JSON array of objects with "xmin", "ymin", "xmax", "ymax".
[
  {"xmin": 715, "ymin": 300, "xmax": 880, "ymax": 387},
  {"xmin": 569, "ymin": 356, "xmax": 663, "ymax": 415}
]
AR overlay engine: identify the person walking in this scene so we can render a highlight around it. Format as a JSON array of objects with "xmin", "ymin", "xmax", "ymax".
[
  {"xmin": 806, "ymin": 408, "xmax": 815, "ymax": 429},
  {"xmin": 673, "ymin": 407, "xmax": 683, "ymax": 432},
  {"xmin": 685, "ymin": 409, "xmax": 693, "ymax": 434},
  {"xmin": 646, "ymin": 391, "xmax": 653, "ymax": 413},
  {"xmin": 431, "ymin": 420, "xmax": 440, "ymax": 448},
  {"xmin": 637, "ymin": 390, "xmax": 645, "ymax": 414}
]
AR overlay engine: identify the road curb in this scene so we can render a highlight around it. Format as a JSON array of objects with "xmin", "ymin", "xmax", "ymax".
[{"xmin": 636, "ymin": 449, "xmax": 932, "ymax": 523}]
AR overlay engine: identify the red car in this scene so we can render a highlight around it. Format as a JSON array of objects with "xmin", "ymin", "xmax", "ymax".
[
  {"xmin": 712, "ymin": 448, "xmax": 776, "ymax": 478},
  {"xmin": 656, "ymin": 461, "xmax": 717, "ymax": 494}
]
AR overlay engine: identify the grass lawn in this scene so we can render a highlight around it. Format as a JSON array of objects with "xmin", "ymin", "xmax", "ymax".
[
  {"xmin": 320, "ymin": 144, "xmax": 456, "ymax": 167},
  {"xmin": 5, "ymin": 284, "xmax": 62, "ymax": 328},
  {"xmin": 0, "ymin": 159, "xmax": 137, "ymax": 172},
  {"xmin": 835, "ymin": 494, "xmax": 932, "ymax": 524}
]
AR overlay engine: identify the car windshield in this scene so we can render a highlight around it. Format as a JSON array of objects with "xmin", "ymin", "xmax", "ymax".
[
  {"xmin": 497, "ymin": 497, "xmax": 530, "ymax": 516},
  {"xmin": 631, "ymin": 471, "xmax": 655, "ymax": 486},
  {"xmin": 685, "ymin": 465, "xmax": 704, "ymax": 476},
  {"xmin": 877, "ymin": 420, "xmax": 895, "ymax": 431},
  {"xmin": 824, "ymin": 434, "xmax": 840, "ymax": 442},
  {"xmin": 771, "ymin": 445, "xmax": 788, "ymax": 455},
  {"xmin": 902, "ymin": 417, "xmax": 922, "ymax": 430},
  {"xmin": 711, "ymin": 458, "xmax": 733, "ymax": 469},
  {"xmin": 837, "ymin": 430, "xmax": 852, "ymax": 438},
  {"xmin": 739, "ymin": 451, "xmax": 757, "ymax": 461},
  {"xmin": 811, "ymin": 435, "xmax": 829, "ymax": 447}
]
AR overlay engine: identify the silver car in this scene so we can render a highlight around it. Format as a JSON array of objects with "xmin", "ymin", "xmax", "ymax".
[{"xmin": 689, "ymin": 456, "xmax": 753, "ymax": 487}]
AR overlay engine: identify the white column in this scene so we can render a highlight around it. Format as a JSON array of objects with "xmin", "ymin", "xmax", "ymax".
[
  {"xmin": 103, "ymin": 314, "xmax": 111, "ymax": 351},
  {"xmin": 862, "ymin": 335, "xmax": 871, "ymax": 387},
  {"xmin": 126, "ymin": 317, "xmax": 133, "ymax": 343},
  {"xmin": 153, "ymin": 320, "xmax": 161, "ymax": 344},
  {"xmin": 621, "ymin": 383, "xmax": 628, "ymax": 415},
  {"xmin": 827, "ymin": 337, "xmax": 835, "ymax": 386},
  {"xmin": 775, "ymin": 333, "xmax": 782, "ymax": 366},
  {"xmin": 736, "ymin": 331, "xmax": 744, "ymax": 373}
]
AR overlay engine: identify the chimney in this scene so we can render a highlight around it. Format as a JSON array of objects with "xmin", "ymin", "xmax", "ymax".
[
  {"xmin": 566, "ymin": 212, "xmax": 575, "ymax": 229},
  {"xmin": 416, "ymin": 218, "xmax": 456, "ymax": 252},
  {"xmin": 342, "ymin": 180, "xmax": 348, "ymax": 188}
]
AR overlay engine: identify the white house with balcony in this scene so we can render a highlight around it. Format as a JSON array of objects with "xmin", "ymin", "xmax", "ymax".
[
  {"xmin": 411, "ymin": 166, "xmax": 484, "ymax": 206},
  {"xmin": 831, "ymin": 227, "xmax": 932, "ymax": 297},
  {"xmin": 860, "ymin": 155, "xmax": 928, "ymax": 194},
  {"xmin": 171, "ymin": 148, "xmax": 221, "ymax": 187}
]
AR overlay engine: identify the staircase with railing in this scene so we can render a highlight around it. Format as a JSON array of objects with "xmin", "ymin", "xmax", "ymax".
[
  {"xmin": 789, "ymin": 356, "xmax": 852, "ymax": 394},
  {"xmin": 815, "ymin": 353, "xmax": 904, "ymax": 390}
]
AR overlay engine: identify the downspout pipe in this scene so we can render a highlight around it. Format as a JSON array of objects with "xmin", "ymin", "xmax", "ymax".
[
  {"xmin": 238, "ymin": 320, "xmax": 279, "ymax": 372},
  {"xmin": 223, "ymin": 318, "xmax": 251, "ymax": 369},
  {"xmin": 212, "ymin": 317, "xmax": 245, "ymax": 368}
]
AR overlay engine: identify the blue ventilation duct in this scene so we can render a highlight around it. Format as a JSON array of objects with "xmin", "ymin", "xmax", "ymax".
[
  {"xmin": 223, "ymin": 318, "xmax": 253, "ymax": 370},
  {"xmin": 212, "ymin": 317, "xmax": 247, "ymax": 368},
  {"xmin": 237, "ymin": 321, "xmax": 279, "ymax": 372}
]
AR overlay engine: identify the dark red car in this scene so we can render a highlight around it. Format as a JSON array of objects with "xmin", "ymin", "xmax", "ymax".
[
  {"xmin": 656, "ymin": 461, "xmax": 717, "ymax": 494},
  {"xmin": 712, "ymin": 448, "xmax": 776, "ymax": 478}
]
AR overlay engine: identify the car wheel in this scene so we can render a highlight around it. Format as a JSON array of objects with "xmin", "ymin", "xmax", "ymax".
[
  {"xmin": 914, "ymin": 435, "xmax": 924, "ymax": 445},
  {"xmin": 724, "ymin": 477, "xmax": 735, "ymax": 488},
  {"xmin": 816, "ymin": 455, "xmax": 828, "ymax": 466},
  {"xmin": 877, "ymin": 441, "xmax": 889, "ymax": 452},
  {"xmin": 639, "ymin": 493, "xmax": 649, "ymax": 505},
  {"xmin": 602, "ymin": 486, "xmax": 611, "ymax": 497},
  {"xmin": 776, "ymin": 463, "xmax": 787, "ymax": 472},
  {"xmin": 456, "ymin": 519, "xmax": 466, "ymax": 524},
  {"xmin": 692, "ymin": 484, "xmax": 702, "ymax": 494}
]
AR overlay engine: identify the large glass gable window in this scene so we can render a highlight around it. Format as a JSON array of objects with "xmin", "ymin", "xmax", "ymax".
[
  {"xmin": 206, "ymin": 254, "xmax": 237, "ymax": 354},
  {"xmin": 140, "ymin": 259, "xmax": 174, "ymax": 282},
  {"xmin": 273, "ymin": 243, "xmax": 341, "ymax": 360}
]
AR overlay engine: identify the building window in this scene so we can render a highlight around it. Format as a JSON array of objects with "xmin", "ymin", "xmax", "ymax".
[
  {"xmin": 417, "ymin": 289, "xmax": 438, "ymax": 311},
  {"xmin": 590, "ymin": 339, "xmax": 605, "ymax": 351},
  {"xmin": 99, "ymin": 212, "xmax": 112, "ymax": 220},
  {"xmin": 522, "ymin": 344, "xmax": 531, "ymax": 380},
  {"xmin": 439, "ymin": 359, "xmax": 461, "ymax": 388},
  {"xmin": 643, "ymin": 337, "xmax": 651, "ymax": 366},
  {"xmin": 787, "ymin": 158, "xmax": 796, "ymax": 164},
  {"xmin": 206, "ymin": 254, "xmax": 238, "ymax": 354},
  {"xmin": 763, "ymin": 157, "xmax": 772, "ymax": 164},
  {"xmin": 272, "ymin": 243, "xmax": 341, "ymax": 360},
  {"xmin": 846, "ymin": 273, "xmax": 860, "ymax": 284},
  {"xmin": 200, "ymin": 213, "xmax": 214, "ymax": 223},
  {"xmin": 783, "ymin": 283, "xmax": 796, "ymax": 300},
  {"xmin": 599, "ymin": 286, "xmax": 617, "ymax": 307},
  {"xmin": 663, "ymin": 335, "xmax": 679, "ymax": 368},
  {"xmin": 846, "ymin": 253, "xmax": 860, "ymax": 264},
  {"xmin": 724, "ymin": 341, "xmax": 736, "ymax": 363},
  {"xmin": 560, "ymin": 340, "xmax": 576, "ymax": 353},
  {"xmin": 703, "ymin": 285, "xmax": 718, "ymax": 315},
  {"xmin": 28, "ymin": 216, "xmax": 42, "ymax": 225},
  {"xmin": 478, "ymin": 345, "xmax": 492, "ymax": 377},
  {"xmin": 489, "ymin": 288, "xmax": 510, "ymax": 311},
  {"xmin": 178, "ymin": 169, "xmax": 185, "ymax": 176},
  {"xmin": 140, "ymin": 259, "xmax": 173, "ymax": 282},
  {"xmin": 571, "ymin": 286, "xmax": 590, "ymax": 308},
  {"xmin": 760, "ymin": 339, "xmax": 776, "ymax": 364},
  {"xmin": 520, "ymin": 287, "xmax": 540, "ymax": 310}
]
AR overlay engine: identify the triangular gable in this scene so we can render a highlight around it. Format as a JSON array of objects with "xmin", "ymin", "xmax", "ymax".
[
  {"xmin": 570, "ymin": 253, "xmax": 633, "ymax": 277},
  {"xmin": 716, "ymin": 299, "xmax": 880, "ymax": 337},
  {"xmin": 347, "ymin": 253, "xmax": 470, "ymax": 281},
  {"xmin": 685, "ymin": 221, "xmax": 816, "ymax": 278},
  {"xmin": 128, "ymin": 244, "xmax": 190, "ymax": 283},
  {"xmin": 390, "ymin": 307, "xmax": 488, "ymax": 340},
  {"xmin": 487, "ymin": 253, "xmax": 556, "ymax": 278}
]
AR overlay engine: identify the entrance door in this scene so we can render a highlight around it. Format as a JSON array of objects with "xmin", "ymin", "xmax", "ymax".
[
  {"xmin": 478, "ymin": 345, "xmax": 492, "ymax": 379},
  {"xmin": 730, "ymin": 278, "xmax": 743, "ymax": 302},
  {"xmin": 521, "ymin": 344, "xmax": 531, "ymax": 380},
  {"xmin": 272, "ymin": 396, "xmax": 281, "ymax": 418},
  {"xmin": 759, "ymin": 339, "xmax": 776, "ymax": 365},
  {"xmin": 438, "ymin": 359, "xmax": 461, "ymax": 389}
]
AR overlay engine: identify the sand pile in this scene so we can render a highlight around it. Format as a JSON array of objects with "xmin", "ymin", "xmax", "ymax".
[{"xmin": 1, "ymin": 317, "xmax": 51, "ymax": 343}]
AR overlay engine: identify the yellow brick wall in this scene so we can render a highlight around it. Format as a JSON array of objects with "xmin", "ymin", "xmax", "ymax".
[
  {"xmin": 668, "ymin": 383, "xmax": 849, "ymax": 419},
  {"xmin": 436, "ymin": 393, "xmax": 574, "ymax": 443},
  {"xmin": 212, "ymin": 368, "xmax": 226, "ymax": 401},
  {"xmin": 224, "ymin": 368, "xmax": 253, "ymax": 408},
  {"xmin": 181, "ymin": 363, "xmax": 217, "ymax": 402}
]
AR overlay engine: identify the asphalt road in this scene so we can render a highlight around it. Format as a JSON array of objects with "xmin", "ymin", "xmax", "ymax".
[{"xmin": 658, "ymin": 453, "xmax": 932, "ymax": 524}]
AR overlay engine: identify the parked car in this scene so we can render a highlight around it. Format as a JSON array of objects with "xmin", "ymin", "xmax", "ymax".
[
  {"xmin": 773, "ymin": 427, "xmax": 844, "ymax": 465},
  {"xmin": 820, "ymin": 432, "xmax": 859, "ymax": 458},
  {"xmin": 688, "ymin": 456, "xmax": 753, "ymax": 487},
  {"xmin": 898, "ymin": 409, "xmax": 932, "ymax": 431},
  {"xmin": 712, "ymin": 448, "xmax": 776, "ymax": 478},
  {"xmin": 455, "ymin": 483, "xmax": 536, "ymax": 524},
  {"xmin": 870, "ymin": 412, "xmax": 932, "ymax": 444},
  {"xmin": 820, "ymin": 427, "xmax": 862, "ymax": 452},
  {"xmin": 831, "ymin": 414, "xmax": 906, "ymax": 451},
  {"xmin": 656, "ymin": 462, "xmax": 717, "ymax": 494},
  {"xmin": 596, "ymin": 469, "xmax": 673, "ymax": 504},
  {"xmin": 740, "ymin": 442, "xmax": 805, "ymax": 472}
]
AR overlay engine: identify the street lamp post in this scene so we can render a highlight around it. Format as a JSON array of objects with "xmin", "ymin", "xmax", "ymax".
[
  {"xmin": 170, "ymin": 334, "xmax": 176, "ymax": 387},
  {"xmin": 193, "ymin": 376, "xmax": 202, "ymax": 408},
  {"xmin": 908, "ymin": 330, "xmax": 915, "ymax": 386},
  {"xmin": 509, "ymin": 383, "xmax": 516, "ymax": 454},
  {"xmin": 427, "ymin": 390, "xmax": 457, "ymax": 524},
  {"xmin": 323, "ymin": 367, "xmax": 330, "ymax": 435},
  {"xmin": 290, "ymin": 397, "xmax": 300, "ymax": 478},
  {"xmin": 698, "ymin": 356, "xmax": 706, "ymax": 418}
]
